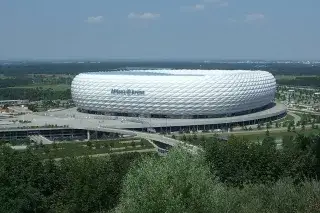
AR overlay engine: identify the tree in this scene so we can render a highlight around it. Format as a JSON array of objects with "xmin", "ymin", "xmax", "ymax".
[
  {"xmin": 266, "ymin": 129, "xmax": 270, "ymax": 137},
  {"xmin": 110, "ymin": 141, "xmax": 115, "ymax": 148},
  {"xmin": 39, "ymin": 141, "xmax": 44, "ymax": 148},
  {"xmin": 53, "ymin": 153, "xmax": 145, "ymax": 213},
  {"xmin": 192, "ymin": 133, "xmax": 198, "ymax": 141},
  {"xmin": 266, "ymin": 123, "xmax": 271, "ymax": 130},
  {"xmin": 115, "ymin": 149, "xmax": 217, "ymax": 213},
  {"xmin": 0, "ymin": 147, "xmax": 57, "ymax": 212},
  {"xmin": 131, "ymin": 140, "xmax": 136, "ymax": 148},
  {"xmin": 52, "ymin": 142, "xmax": 58, "ymax": 150},
  {"xmin": 86, "ymin": 141, "xmax": 92, "ymax": 149},
  {"xmin": 262, "ymin": 136, "xmax": 276, "ymax": 149},
  {"xmin": 204, "ymin": 135, "xmax": 283, "ymax": 186},
  {"xmin": 171, "ymin": 134, "xmax": 176, "ymax": 139},
  {"xmin": 200, "ymin": 135, "xmax": 206, "ymax": 143},
  {"xmin": 257, "ymin": 124, "xmax": 262, "ymax": 130},
  {"xmin": 282, "ymin": 135, "xmax": 294, "ymax": 150},
  {"xmin": 182, "ymin": 134, "xmax": 187, "ymax": 141},
  {"xmin": 287, "ymin": 125, "xmax": 291, "ymax": 132},
  {"xmin": 94, "ymin": 143, "xmax": 100, "ymax": 149}
]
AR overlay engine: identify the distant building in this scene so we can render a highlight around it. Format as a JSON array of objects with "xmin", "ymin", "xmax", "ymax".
[
  {"xmin": 313, "ymin": 104, "xmax": 320, "ymax": 112},
  {"xmin": 287, "ymin": 90, "xmax": 295, "ymax": 104},
  {"xmin": 0, "ymin": 100, "xmax": 29, "ymax": 107}
]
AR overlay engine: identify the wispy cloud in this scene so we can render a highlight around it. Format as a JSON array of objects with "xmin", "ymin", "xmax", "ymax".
[
  {"xmin": 85, "ymin": 16, "xmax": 103, "ymax": 23},
  {"xmin": 219, "ymin": 2, "xmax": 229, "ymax": 7},
  {"xmin": 227, "ymin": 18, "xmax": 237, "ymax": 23},
  {"xmin": 227, "ymin": 13, "xmax": 265, "ymax": 23},
  {"xmin": 182, "ymin": 0, "xmax": 228, "ymax": 12},
  {"xmin": 128, "ymin": 12, "xmax": 160, "ymax": 20},
  {"xmin": 204, "ymin": 0, "xmax": 229, "ymax": 7},
  {"xmin": 181, "ymin": 4, "xmax": 205, "ymax": 12},
  {"xmin": 193, "ymin": 4, "xmax": 205, "ymax": 10},
  {"xmin": 245, "ymin": 13, "xmax": 265, "ymax": 22}
]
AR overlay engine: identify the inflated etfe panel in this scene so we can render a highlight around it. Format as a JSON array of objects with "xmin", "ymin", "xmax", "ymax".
[{"xmin": 71, "ymin": 69, "xmax": 276, "ymax": 116}]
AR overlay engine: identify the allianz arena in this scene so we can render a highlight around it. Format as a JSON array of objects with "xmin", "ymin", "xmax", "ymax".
[{"xmin": 71, "ymin": 69, "xmax": 284, "ymax": 121}]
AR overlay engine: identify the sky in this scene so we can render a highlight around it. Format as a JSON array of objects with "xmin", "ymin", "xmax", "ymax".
[{"xmin": 0, "ymin": 0, "xmax": 319, "ymax": 60}]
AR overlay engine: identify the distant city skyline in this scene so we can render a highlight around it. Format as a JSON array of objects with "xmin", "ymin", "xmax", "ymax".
[{"xmin": 1, "ymin": 0, "xmax": 319, "ymax": 60}]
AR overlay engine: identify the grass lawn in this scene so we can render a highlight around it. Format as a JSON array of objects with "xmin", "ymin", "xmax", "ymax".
[
  {"xmin": 9, "ymin": 84, "xmax": 71, "ymax": 91},
  {"xmin": 275, "ymin": 75, "xmax": 297, "ymax": 80},
  {"xmin": 31, "ymin": 139, "xmax": 154, "ymax": 159},
  {"xmin": 177, "ymin": 127, "xmax": 320, "ymax": 143},
  {"xmin": 275, "ymin": 75, "xmax": 319, "ymax": 80},
  {"xmin": 229, "ymin": 129, "xmax": 320, "ymax": 141},
  {"xmin": 277, "ymin": 114, "xmax": 295, "ymax": 122}
]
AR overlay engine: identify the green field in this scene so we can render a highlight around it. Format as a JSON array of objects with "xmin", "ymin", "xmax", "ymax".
[
  {"xmin": 229, "ymin": 129, "xmax": 320, "ymax": 141},
  {"xmin": 29, "ymin": 139, "xmax": 154, "ymax": 159},
  {"xmin": 9, "ymin": 84, "xmax": 71, "ymax": 91},
  {"xmin": 177, "ymin": 128, "xmax": 320, "ymax": 143},
  {"xmin": 275, "ymin": 75, "xmax": 297, "ymax": 80},
  {"xmin": 275, "ymin": 75, "xmax": 319, "ymax": 80}
]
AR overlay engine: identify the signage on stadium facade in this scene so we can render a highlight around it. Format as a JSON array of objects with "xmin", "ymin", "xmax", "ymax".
[{"xmin": 110, "ymin": 89, "xmax": 145, "ymax": 96}]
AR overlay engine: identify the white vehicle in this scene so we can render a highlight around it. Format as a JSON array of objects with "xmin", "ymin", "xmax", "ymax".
[{"xmin": 147, "ymin": 128, "xmax": 156, "ymax": 133}]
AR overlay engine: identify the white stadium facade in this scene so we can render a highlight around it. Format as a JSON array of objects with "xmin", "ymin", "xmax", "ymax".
[{"xmin": 71, "ymin": 69, "xmax": 287, "ymax": 131}]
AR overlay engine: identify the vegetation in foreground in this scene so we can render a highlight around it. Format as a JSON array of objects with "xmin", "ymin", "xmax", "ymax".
[
  {"xmin": 1, "ymin": 132, "xmax": 320, "ymax": 212},
  {"xmin": 0, "ymin": 149, "xmax": 152, "ymax": 213},
  {"xmin": 116, "ymin": 149, "xmax": 320, "ymax": 213}
]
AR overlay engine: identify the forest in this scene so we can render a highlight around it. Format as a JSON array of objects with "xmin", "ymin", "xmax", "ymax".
[
  {"xmin": 0, "ymin": 87, "xmax": 71, "ymax": 101},
  {"xmin": 276, "ymin": 76, "xmax": 320, "ymax": 87},
  {"xmin": 1, "ymin": 62, "xmax": 320, "ymax": 102},
  {"xmin": 1, "ymin": 132, "xmax": 320, "ymax": 213},
  {"xmin": 1, "ymin": 61, "xmax": 320, "ymax": 76}
]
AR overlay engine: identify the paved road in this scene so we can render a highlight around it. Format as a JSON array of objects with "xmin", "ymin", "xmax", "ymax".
[
  {"xmin": 289, "ymin": 109, "xmax": 320, "ymax": 116},
  {"xmin": 5, "ymin": 113, "xmax": 185, "ymax": 147},
  {"xmin": 287, "ymin": 111, "xmax": 301, "ymax": 122},
  {"xmin": 0, "ymin": 103, "xmax": 292, "ymax": 149},
  {"xmin": 31, "ymin": 103, "xmax": 287, "ymax": 129}
]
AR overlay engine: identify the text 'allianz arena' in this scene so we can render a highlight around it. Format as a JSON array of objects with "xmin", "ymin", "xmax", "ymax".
[{"xmin": 71, "ymin": 69, "xmax": 276, "ymax": 119}]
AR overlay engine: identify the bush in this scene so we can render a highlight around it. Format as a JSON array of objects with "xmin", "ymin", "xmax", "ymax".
[
  {"xmin": 115, "ymin": 149, "xmax": 217, "ymax": 213},
  {"xmin": 115, "ymin": 148, "xmax": 320, "ymax": 213},
  {"xmin": 0, "ymin": 147, "xmax": 146, "ymax": 213}
]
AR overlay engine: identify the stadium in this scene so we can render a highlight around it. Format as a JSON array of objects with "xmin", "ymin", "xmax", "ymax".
[{"xmin": 71, "ymin": 69, "xmax": 287, "ymax": 129}]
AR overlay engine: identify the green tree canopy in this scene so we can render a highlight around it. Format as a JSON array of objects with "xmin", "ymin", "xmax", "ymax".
[{"xmin": 115, "ymin": 148, "xmax": 218, "ymax": 213}]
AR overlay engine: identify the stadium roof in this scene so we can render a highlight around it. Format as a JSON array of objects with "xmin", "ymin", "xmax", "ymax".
[{"xmin": 85, "ymin": 69, "xmax": 258, "ymax": 77}]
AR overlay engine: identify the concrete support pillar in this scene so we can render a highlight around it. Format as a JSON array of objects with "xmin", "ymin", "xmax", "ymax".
[
  {"xmin": 87, "ymin": 130, "xmax": 90, "ymax": 140},
  {"xmin": 71, "ymin": 129, "xmax": 74, "ymax": 140}
]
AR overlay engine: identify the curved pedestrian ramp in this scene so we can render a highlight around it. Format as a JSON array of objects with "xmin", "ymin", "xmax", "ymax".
[{"xmin": 28, "ymin": 135, "xmax": 53, "ymax": 145}]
